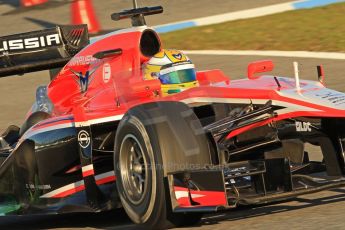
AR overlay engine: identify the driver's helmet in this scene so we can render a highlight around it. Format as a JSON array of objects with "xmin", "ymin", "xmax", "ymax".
[{"xmin": 143, "ymin": 49, "xmax": 198, "ymax": 95}]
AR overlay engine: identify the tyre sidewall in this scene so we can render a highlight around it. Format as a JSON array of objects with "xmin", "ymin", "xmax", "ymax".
[{"xmin": 114, "ymin": 114, "xmax": 166, "ymax": 228}]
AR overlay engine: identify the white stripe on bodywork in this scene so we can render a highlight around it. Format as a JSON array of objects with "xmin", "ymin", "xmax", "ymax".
[
  {"xmin": 180, "ymin": 97, "xmax": 321, "ymax": 114},
  {"xmin": 82, "ymin": 164, "xmax": 94, "ymax": 173},
  {"xmin": 175, "ymin": 191, "xmax": 206, "ymax": 200},
  {"xmin": 40, "ymin": 180, "xmax": 84, "ymax": 198},
  {"xmin": 24, "ymin": 115, "xmax": 124, "ymax": 138},
  {"xmin": 95, "ymin": 171, "xmax": 115, "ymax": 180},
  {"xmin": 22, "ymin": 123, "xmax": 74, "ymax": 139},
  {"xmin": 74, "ymin": 114, "xmax": 124, "ymax": 127},
  {"xmin": 26, "ymin": 95, "xmax": 323, "ymax": 138}
]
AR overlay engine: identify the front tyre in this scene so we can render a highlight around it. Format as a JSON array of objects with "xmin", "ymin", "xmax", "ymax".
[
  {"xmin": 114, "ymin": 102, "xmax": 210, "ymax": 229},
  {"xmin": 115, "ymin": 115, "xmax": 164, "ymax": 227}
]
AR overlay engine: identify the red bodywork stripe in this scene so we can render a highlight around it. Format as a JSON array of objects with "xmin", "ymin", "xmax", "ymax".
[
  {"xmin": 96, "ymin": 175, "xmax": 117, "ymax": 185},
  {"xmin": 53, "ymin": 185, "xmax": 86, "ymax": 198},
  {"xmin": 174, "ymin": 186, "xmax": 227, "ymax": 207},
  {"xmin": 82, "ymin": 169, "xmax": 95, "ymax": 177},
  {"xmin": 50, "ymin": 175, "xmax": 116, "ymax": 198}
]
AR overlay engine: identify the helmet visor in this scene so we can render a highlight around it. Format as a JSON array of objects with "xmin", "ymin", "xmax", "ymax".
[{"xmin": 159, "ymin": 69, "xmax": 196, "ymax": 84}]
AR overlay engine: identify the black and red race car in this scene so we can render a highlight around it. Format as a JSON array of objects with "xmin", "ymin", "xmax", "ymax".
[{"xmin": 1, "ymin": 2, "xmax": 345, "ymax": 229}]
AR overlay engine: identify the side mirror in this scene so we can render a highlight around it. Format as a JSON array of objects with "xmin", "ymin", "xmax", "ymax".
[
  {"xmin": 247, "ymin": 60, "xmax": 274, "ymax": 79},
  {"xmin": 124, "ymin": 79, "xmax": 161, "ymax": 99},
  {"xmin": 129, "ymin": 79, "xmax": 161, "ymax": 92},
  {"xmin": 196, "ymin": 69, "xmax": 230, "ymax": 85}
]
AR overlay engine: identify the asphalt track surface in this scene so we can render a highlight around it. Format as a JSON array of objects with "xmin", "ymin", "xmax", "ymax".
[
  {"xmin": 0, "ymin": 0, "xmax": 292, "ymax": 34},
  {"xmin": 1, "ymin": 1, "xmax": 345, "ymax": 230}
]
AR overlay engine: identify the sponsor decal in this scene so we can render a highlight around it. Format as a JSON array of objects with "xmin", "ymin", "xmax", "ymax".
[
  {"xmin": 78, "ymin": 130, "xmax": 91, "ymax": 148},
  {"xmin": 68, "ymin": 55, "xmax": 101, "ymax": 66},
  {"xmin": 70, "ymin": 67, "xmax": 98, "ymax": 93},
  {"xmin": 26, "ymin": 184, "xmax": 51, "ymax": 190},
  {"xmin": 0, "ymin": 34, "xmax": 61, "ymax": 52},
  {"xmin": 103, "ymin": 63, "xmax": 111, "ymax": 83},
  {"xmin": 295, "ymin": 121, "xmax": 311, "ymax": 132},
  {"xmin": 315, "ymin": 90, "xmax": 345, "ymax": 105},
  {"xmin": 172, "ymin": 53, "xmax": 182, "ymax": 60}
]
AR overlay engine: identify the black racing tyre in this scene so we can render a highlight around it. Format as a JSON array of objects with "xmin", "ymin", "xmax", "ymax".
[{"xmin": 114, "ymin": 102, "xmax": 211, "ymax": 229}]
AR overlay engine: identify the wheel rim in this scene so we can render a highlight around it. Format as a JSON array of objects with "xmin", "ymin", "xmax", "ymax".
[{"xmin": 119, "ymin": 134, "xmax": 149, "ymax": 205}]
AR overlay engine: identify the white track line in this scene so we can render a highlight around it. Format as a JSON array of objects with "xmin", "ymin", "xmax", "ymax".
[
  {"xmin": 154, "ymin": 1, "xmax": 297, "ymax": 33},
  {"xmin": 194, "ymin": 2, "xmax": 297, "ymax": 26},
  {"xmin": 184, "ymin": 50, "xmax": 345, "ymax": 60},
  {"xmin": 154, "ymin": 0, "xmax": 345, "ymax": 33}
]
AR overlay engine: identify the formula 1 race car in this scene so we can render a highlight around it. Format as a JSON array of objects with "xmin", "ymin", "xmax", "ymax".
[{"xmin": 1, "ymin": 2, "xmax": 345, "ymax": 229}]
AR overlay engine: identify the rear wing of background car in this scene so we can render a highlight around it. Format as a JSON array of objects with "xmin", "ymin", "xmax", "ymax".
[{"xmin": 0, "ymin": 24, "xmax": 89, "ymax": 78}]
